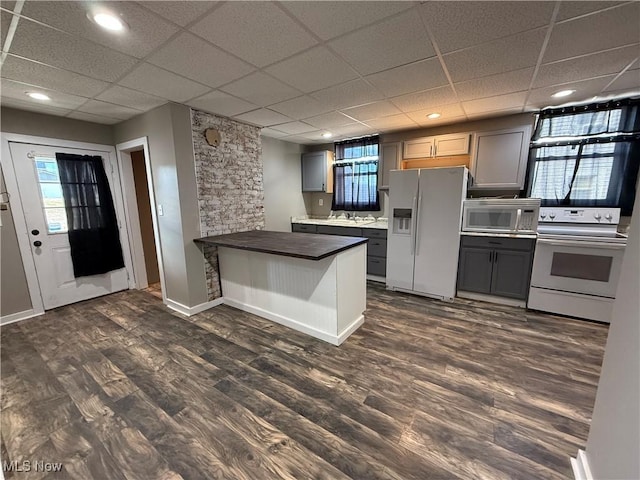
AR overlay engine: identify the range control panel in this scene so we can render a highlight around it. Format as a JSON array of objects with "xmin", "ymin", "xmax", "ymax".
[{"xmin": 539, "ymin": 207, "xmax": 621, "ymax": 224}]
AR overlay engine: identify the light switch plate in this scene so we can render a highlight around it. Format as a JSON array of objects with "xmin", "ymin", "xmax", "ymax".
[
  {"xmin": 319, "ymin": 198, "xmax": 324, "ymax": 206},
  {"xmin": 158, "ymin": 204, "xmax": 164, "ymax": 216}
]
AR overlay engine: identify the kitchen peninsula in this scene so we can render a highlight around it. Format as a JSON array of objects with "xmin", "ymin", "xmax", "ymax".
[{"xmin": 194, "ymin": 230, "xmax": 368, "ymax": 345}]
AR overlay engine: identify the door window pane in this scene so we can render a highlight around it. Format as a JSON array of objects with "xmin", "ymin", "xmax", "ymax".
[{"xmin": 35, "ymin": 157, "xmax": 68, "ymax": 233}]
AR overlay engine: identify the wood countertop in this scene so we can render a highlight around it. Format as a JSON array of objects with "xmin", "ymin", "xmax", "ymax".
[{"xmin": 194, "ymin": 230, "xmax": 368, "ymax": 261}]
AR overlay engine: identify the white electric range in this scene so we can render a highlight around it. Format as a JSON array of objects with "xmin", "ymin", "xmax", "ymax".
[{"xmin": 528, "ymin": 207, "xmax": 628, "ymax": 323}]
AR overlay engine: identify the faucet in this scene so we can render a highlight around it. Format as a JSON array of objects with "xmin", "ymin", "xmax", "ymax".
[{"xmin": 345, "ymin": 212, "xmax": 352, "ymax": 219}]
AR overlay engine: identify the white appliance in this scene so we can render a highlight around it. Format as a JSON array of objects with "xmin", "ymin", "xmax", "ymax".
[
  {"xmin": 462, "ymin": 198, "xmax": 540, "ymax": 234},
  {"xmin": 528, "ymin": 207, "xmax": 627, "ymax": 323},
  {"xmin": 386, "ymin": 166, "xmax": 468, "ymax": 301}
]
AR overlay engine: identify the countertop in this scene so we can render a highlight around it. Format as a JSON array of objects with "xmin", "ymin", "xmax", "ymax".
[
  {"xmin": 194, "ymin": 230, "xmax": 368, "ymax": 261},
  {"xmin": 460, "ymin": 231, "xmax": 538, "ymax": 239},
  {"xmin": 292, "ymin": 216, "xmax": 388, "ymax": 230}
]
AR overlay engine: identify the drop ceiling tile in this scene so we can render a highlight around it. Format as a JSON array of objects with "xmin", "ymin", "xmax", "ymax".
[
  {"xmin": 415, "ymin": 115, "xmax": 468, "ymax": 128},
  {"xmin": 95, "ymin": 85, "xmax": 167, "ymax": 111},
  {"xmin": 147, "ymin": 32, "xmax": 254, "ymax": 88},
  {"xmin": 465, "ymin": 107, "xmax": 525, "ymax": 121},
  {"xmin": 119, "ymin": 63, "xmax": 210, "ymax": 103},
  {"xmin": 2, "ymin": 10, "xmax": 12, "ymax": 46},
  {"xmin": 264, "ymin": 46, "xmax": 358, "ymax": 93},
  {"xmin": 444, "ymin": 28, "xmax": 546, "ymax": 83},
  {"xmin": 365, "ymin": 113, "xmax": 418, "ymax": 130},
  {"xmin": 260, "ymin": 128, "xmax": 289, "ymax": 139},
  {"xmin": 328, "ymin": 10, "xmax": 435, "ymax": 75},
  {"xmin": 9, "ymin": 18, "xmax": 137, "ymax": 81},
  {"xmin": 281, "ymin": 1, "xmax": 413, "ymax": 41},
  {"xmin": 298, "ymin": 131, "xmax": 330, "ymax": 142},
  {"xmin": 269, "ymin": 95, "xmax": 333, "ymax": 119},
  {"xmin": 421, "ymin": 1, "xmax": 554, "ymax": 54},
  {"xmin": 527, "ymin": 76, "xmax": 617, "ymax": 108},
  {"xmin": 462, "ymin": 91, "xmax": 527, "ymax": 115},
  {"xmin": 278, "ymin": 134, "xmax": 312, "ymax": 144},
  {"xmin": 544, "ymin": 3, "xmax": 640, "ymax": 62},
  {"xmin": 1, "ymin": 2, "xmax": 16, "ymax": 12},
  {"xmin": 271, "ymin": 121, "xmax": 317, "ymax": 135},
  {"xmin": 364, "ymin": 57, "xmax": 449, "ymax": 98},
  {"xmin": 329, "ymin": 123, "xmax": 375, "ymax": 137},
  {"xmin": 556, "ymin": 2, "xmax": 625, "ymax": 21},
  {"xmin": 341, "ymin": 101, "xmax": 401, "ymax": 122},
  {"xmin": 187, "ymin": 90, "xmax": 257, "ymax": 118},
  {"xmin": 391, "ymin": 85, "xmax": 459, "ymax": 113},
  {"xmin": 405, "ymin": 104, "xmax": 466, "ymax": 124},
  {"xmin": 137, "ymin": 1, "xmax": 217, "ymax": 26},
  {"xmin": 534, "ymin": 45, "xmax": 639, "ymax": 88},
  {"xmin": 304, "ymin": 111, "xmax": 356, "ymax": 129},
  {"xmin": 233, "ymin": 108, "xmax": 293, "ymax": 127},
  {"xmin": 310, "ymin": 79, "xmax": 384, "ymax": 110},
  {"xmin": 77, "ymin": 99, "xmax": 141, "ymax": 120},
  {"xmin": 20, "ymin": 1, "xmax": 179, "ymax": 58},
  {"xmin": 603, "ymin": 68, "xmax": 640, "ymax": 92},
  {"xmin": 1, "ymin": 55, "xmax": 110, "ymax": 98},
  {"xmin": 455, "ymin": 67, "xmax": 535, "ymax": 102},
  {"xmin": 1, "ymin": 78, "xmax": 89, "ymax": 109},
  {"xmin": 67, "ymin": 111, "xmax": 121, "ymax": 125},
  {"xmin": 190, "ymin": 2, "xmax": 317, "ymax": 67},
  {"xmin": 0, "ymin": 97, "xmax": 72, "ymax": 117},
  {"xmin": 221, "ymin": 72, "xmax": 300, "ymax": 107}
]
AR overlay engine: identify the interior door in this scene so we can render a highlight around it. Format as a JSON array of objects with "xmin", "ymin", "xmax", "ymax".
[{"xmin": 9, "ymin": 142, "xmax": 130, "ymax": 309}]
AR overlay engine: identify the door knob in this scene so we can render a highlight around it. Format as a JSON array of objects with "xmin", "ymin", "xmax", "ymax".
[
  {"xmin": 31, "ymin": 229, "xmax": 40, "ymax": 236},
  {"xmin": 33, "ymin": 240, "xmax": 42, "ymax": 247}
]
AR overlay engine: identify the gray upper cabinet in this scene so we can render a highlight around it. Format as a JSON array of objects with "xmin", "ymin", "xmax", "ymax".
[
  {"xmin": 403, "ymin": 133, "xmax": 470, "ymax": 159},
  {"xmin": 301, "ymin": 151, "xmax": 333, "ymax": 193},
  {"xmin": 470, "ymin": 126, "xmax": 532, "ymax": 189},
  {"xmin": 379, "ymin": 142, "xmax": 402, "ymax": 190}
]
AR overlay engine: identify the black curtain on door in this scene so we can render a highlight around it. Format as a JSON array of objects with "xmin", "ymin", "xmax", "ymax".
[{"xmin": 56, "ymin": 153, "xmax": 125, "ymax": 277}]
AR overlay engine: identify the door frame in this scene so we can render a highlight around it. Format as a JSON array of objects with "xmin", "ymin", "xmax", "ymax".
[
  {"xmin": 0, "ymin": 133, "xmax": 136, "ymax": 320},
  {"xmin": 115, "ymin": 137, "xmax": 166, "ymax": 302}
]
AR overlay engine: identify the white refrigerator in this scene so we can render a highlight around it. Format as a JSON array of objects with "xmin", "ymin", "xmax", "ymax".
[{"xmin": 386, "ymin": 166, "xmax": 468, "ymax": 300}]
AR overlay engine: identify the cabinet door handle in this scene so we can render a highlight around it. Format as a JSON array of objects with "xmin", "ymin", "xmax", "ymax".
[
  {"xmin": 488, "ymin": 251, "xmax": 493, "ymax": 263},
  {"xmin": 434, "ymin": 144, "xmax": 437, "ymax": 157},
  {"xmin": 493, "ymin": 251, "xmax": 498, "ymax": 263}
]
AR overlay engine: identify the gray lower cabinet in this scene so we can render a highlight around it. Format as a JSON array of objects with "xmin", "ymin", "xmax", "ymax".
[
  {"xmin": 457, "ymin": 236, "xmax": 534, "ymax": 300},
  {"xmin": 291, "ymin": 223, "xmax": 387, "ymax": 277}
]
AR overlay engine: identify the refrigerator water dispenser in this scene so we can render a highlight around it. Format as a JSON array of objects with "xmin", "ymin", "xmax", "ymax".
[{"xmin": 393, "ymin": 208, "xmax": 412, "ymax": 234}]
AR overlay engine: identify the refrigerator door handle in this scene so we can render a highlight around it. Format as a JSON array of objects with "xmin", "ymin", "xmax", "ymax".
[
  {"xmin": 415, "ymin": 193, "xmax": 423, "ymax": 253},
  {"xmin": 410, "ymin": 195, "xmax": 418, "ymax": 255}
]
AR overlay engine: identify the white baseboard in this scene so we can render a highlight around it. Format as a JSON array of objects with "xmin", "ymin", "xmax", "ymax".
[
  {"xmin": 366, "ymin": 274, "xmax": 386, "ymax": 283},
  {"xmin": 165, "ymin": 297, "xmax": 224, "ymax": 316},
  {"xmin": 571, "ymin": 449, "xmax": 594, "ymax": 480},
  {"xmin": 0, "ymin": 308, "xmax": 42, "ymax": 325},
  {"xmin": 224, "ymin": 298, "xmax": 363, "ymax": 346}
]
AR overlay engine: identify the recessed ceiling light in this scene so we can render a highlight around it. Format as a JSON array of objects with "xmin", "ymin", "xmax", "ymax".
[
  {"xmin": 92, "ymin": 12, "xmax": 125, "ymax": 31},
  {"xmin": 552, "ymin": 89, "xmax": 576, "ymax": 98},
  {"xmin": 426, "ymin": 112, "xmax": 441, "ymax": 119},
  {"xmin": 26, "ymin": 92, "xmax": 50, "ymax": 101},
  {"xmin": 321, "ymin": 132, "xmax": 333, "ymax": 138}
]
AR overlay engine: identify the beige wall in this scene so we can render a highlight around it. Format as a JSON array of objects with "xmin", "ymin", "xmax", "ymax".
[
  {"xmin": 261, "ymin": 136, "xmax": 307, "ymax": 230},
  {"xmin": 585, "ymin": 195, "xmax": 639, "ymax": 479},
  {"xmin": 113, "ymin": 103, "xmax": 208, "ymax": 308},
  {"xmin": 1, "ymin": 107, "xmax": 114, "ymax": 144},
  {"xmin": 0, "ymin": 107, "xmax": 116, "ymax": 319},
  {"xmin": 0, "ymin": 168, "xmax": 32, "ymax": 317}
]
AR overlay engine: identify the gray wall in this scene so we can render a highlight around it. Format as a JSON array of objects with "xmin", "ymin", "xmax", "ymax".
[
  {"xmin": 0, "ymin": 168, "xmax": 31, "ymax": 317},
  {"xmin": 0, "ymin": 107, "xmax": 116, "ymax": 318},
  {"xmin": 261, "ymin": 136, "xmax": 307, "ymax": 231},
  {"xmin": 585, "ymin": 195, "xmax": 639, "ymax": 479},
  {"xmin": 1, "ymin": 106, "xmax": 114, "ymax": 144},
  {"xmin": 113, "ymin": 103, "xmax": 207, "ymax": 309}
]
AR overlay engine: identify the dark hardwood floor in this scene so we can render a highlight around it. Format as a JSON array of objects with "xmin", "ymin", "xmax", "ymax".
[{"xmin": 1, "ymin": 282, "xmax": 608, "ymax": 479}]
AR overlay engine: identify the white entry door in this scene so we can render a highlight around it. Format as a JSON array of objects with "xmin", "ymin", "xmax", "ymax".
[{"xmin": 8, "ymin": 142, "xmax": 130, "ymax": 309}]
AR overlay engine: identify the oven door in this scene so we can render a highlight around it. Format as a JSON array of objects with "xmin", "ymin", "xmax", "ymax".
[
  {"xmin": 462, "ymin": 205, "xmax": 518, "ymax": 232},
  {"xmin": 531, "ymin": 238, "xmax": 625, "ymax": 298}
]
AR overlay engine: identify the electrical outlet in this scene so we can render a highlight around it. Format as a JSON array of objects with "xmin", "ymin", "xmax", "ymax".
[{"xmin": 319, "ymin": 198, "xmax": 324, "ymax": 206}]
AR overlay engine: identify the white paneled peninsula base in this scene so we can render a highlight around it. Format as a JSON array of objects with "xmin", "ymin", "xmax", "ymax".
[{"xmin": 195, "ymin": 231, "xmax": 368, "ymax": 345}]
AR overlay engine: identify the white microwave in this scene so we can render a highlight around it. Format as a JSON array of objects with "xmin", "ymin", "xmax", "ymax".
[{"xmin": 462, "ymin": 198, "xmax": 541, "ymax": 234}]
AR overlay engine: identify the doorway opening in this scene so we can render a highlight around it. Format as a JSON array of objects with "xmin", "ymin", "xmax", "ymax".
[{"xmin": 116, "ymin": 137, "xmax": 166, "ymax": 302}]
